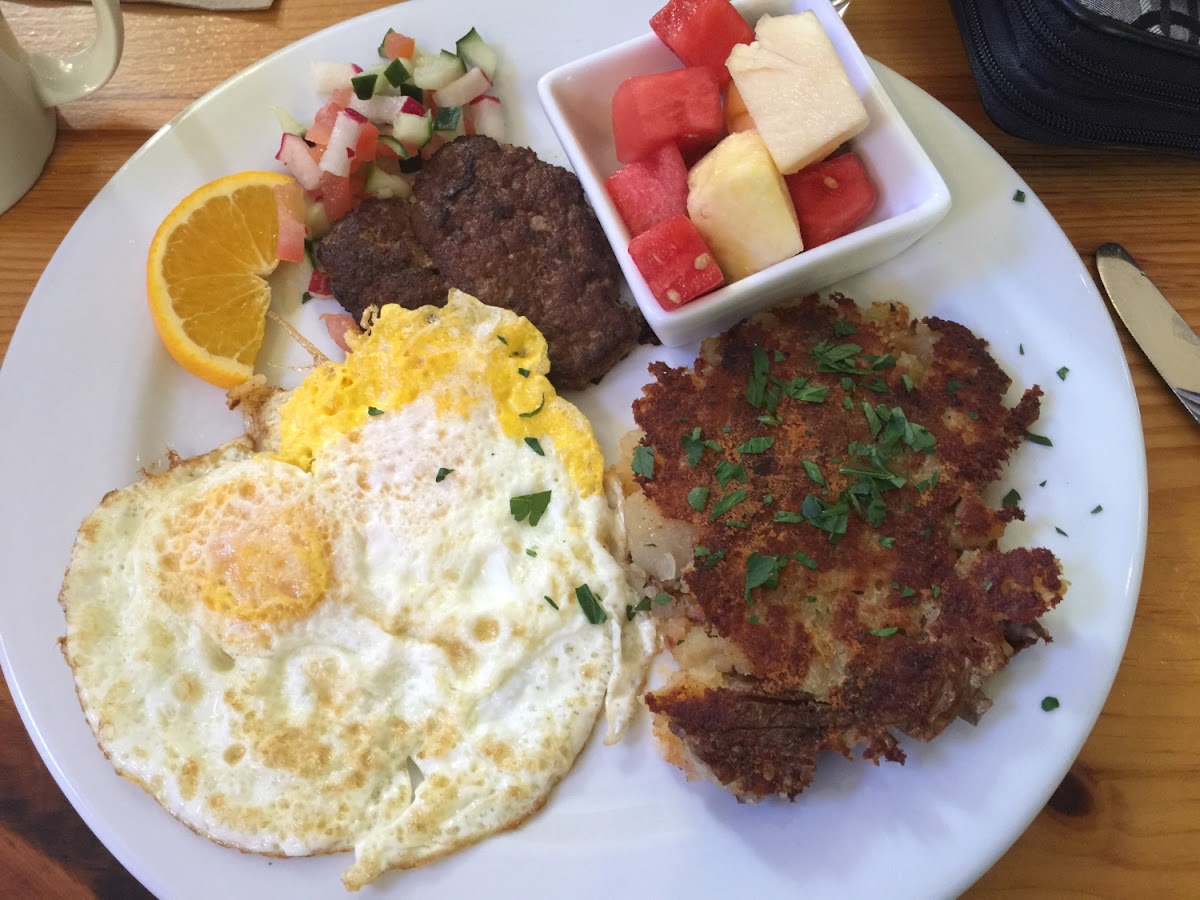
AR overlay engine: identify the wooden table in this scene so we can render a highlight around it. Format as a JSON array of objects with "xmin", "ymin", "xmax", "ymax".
[{"xmin": 1, "ymin": 0, "xmax": 1197, "ymax": 896}]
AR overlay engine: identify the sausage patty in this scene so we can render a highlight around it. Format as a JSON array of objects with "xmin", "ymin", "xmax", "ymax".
[{"xmin": 411, "ymin": 135, "xmax": 642, "ymax": 391}]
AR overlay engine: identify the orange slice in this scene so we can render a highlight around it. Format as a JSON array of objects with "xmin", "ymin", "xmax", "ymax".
[{"xmin": 147, "ymin": 171, "xmax": 297, "ymax": 388}]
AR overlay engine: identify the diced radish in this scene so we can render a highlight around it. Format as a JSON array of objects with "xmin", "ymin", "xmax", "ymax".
[
  {"xmin": 455, "ymin": 27, "xmax": 498, "ymax": 80},
  {"xmin": 273, "ymin": 181, "xmax": 307, "ymax": 263},
  {"xmin": 432, "ymin": 66, "xmax": 492, "ymax": 108},
  {"xmin": 379, "ymin": 30, "xmax": 415, "ymax": 61},
  {"xmin": 320, "ymin": 313, "xmax": 361, "ymax": 353},
  {"xmin": 309, "ymin": 270, "xmax": 332, "ymax": 295},
  {"xmin": 364, "ymin": 163, "xmax": 412, "ymax": 200},
  {"xmin": 321, "ymin": 108, "xmax": 368, "ymax": 177},
  {"xmin": 604, "ymin": 142, "xmax": 689, "ymax": 236},
  {"xmin": 393, "ymin": 110, "xmax": 434, "ymax": 147},
  {"xmin": 398, "ymin": 95, "xmax": 426, "ymax": 116},
  {"xmin": 306, "ymin": 98, "xmax": 345, "ymax": 146},
  {"xmin": 467, "ymin": 95, "xmax": 505, "ymax": 141},
  {"xmin": 412, "ymin": 50, "xmax": 466, "ymax": 90},
  {"xmin": 627, "ymin": 214, "xmax": 725, "ymax": 309},
  {"xmin": 348, "ymin": 93, "xmax": 408, "ymax": 124},
  {"xmin": 611, "ymin": 67, "xmax": 723, "ymax": 163},
  {"xmin": 312, "ymin": 61, "xmax": 360, "ymax": 94},
  {"xmin": 275, "ymin": 132, "xmax": 323, "ymax": 191}
]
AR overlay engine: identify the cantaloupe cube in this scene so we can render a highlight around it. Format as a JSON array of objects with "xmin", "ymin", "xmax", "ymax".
[
  {"xmin": 686, "ymin": 130, "xmax": 802, "ymax": 281},
  {"xmin": 725, "ymin": 12, "xmax": 868, "ymax": 174}
]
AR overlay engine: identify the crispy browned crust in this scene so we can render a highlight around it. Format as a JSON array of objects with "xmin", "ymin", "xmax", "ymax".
[{"xmin": 632, "ymin": 294, "xmax": 1066, "ymax": 800}]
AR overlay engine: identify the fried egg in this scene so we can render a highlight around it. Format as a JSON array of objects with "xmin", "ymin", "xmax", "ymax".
[{"xmin": 59, "ymin": 290, "xmax": 655, "ymax": 890}]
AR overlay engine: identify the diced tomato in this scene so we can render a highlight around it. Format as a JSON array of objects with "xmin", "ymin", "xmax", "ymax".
[
  {"xmin": 330, "ymin": 86, "xmax": 353, "ymax": 108},
  {"xmin": 627, "ymin": 214, "xmax": 724, "ymax": 310},
  {"xmin": 785, "ymin": 151, "xmax": 877, "ymax": 249},
  {"xmin": 604, "ymin": 142, "xmax": 689, "ymax": 237},
  {"xmin": 611, "ymin": 67, "xmax": 723, "ymax": 163},
  {"xmin": 307, "ymin": 98, "xmax": 345, "ymax": 146},
  {"xmin": 382, "ymin": 31, "xmax": 415, "ymax": 60},
  {"xmin": 650, "ymin": 0, "xmax": 754, "ymax": 86},
  {"xmin": 273, "ymin": 181, "xmax": 307, "ymax": 263},
  {"xmin": 351, "ymin": 122, "xmax": 379, "ymax": 170},
  {"xmin": 320, "ymin": 313, "xmax": 361, "ymax": 353},
  {"xmin": 318, "ymin": 170, "xmax": 357, "ymax": 222}
]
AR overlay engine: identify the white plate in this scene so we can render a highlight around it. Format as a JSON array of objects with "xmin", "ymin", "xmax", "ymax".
[{"xmin": 0, "ymin": 1, "xmax": 1146, "ymax": 898}]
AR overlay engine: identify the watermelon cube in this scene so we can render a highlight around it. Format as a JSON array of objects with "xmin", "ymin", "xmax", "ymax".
[
  {"xmin": 784, "ymin": 151, "xmax": 877, "ymax": 249},
  {"xmin": 604, "ymin": 143, "xmax": 689, "ymax": 237},
  {"xmin": 650, "ymin": 0, "xmax": 755, "ymax": 86},
  {"xmin": 627, "ymin": 214, "xmax": 724, "ymax": 310},
  {"xmin": 611, "ymin": 67, "xmax": 723, "ymax": 163}
]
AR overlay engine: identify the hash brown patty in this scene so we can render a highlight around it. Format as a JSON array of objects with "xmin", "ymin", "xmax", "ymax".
[
  {"xmin": 411, "ymin": 135, "xmax": 642, "ymax": 390},
  {"xmin": 628, "ymin": 294, "xmax": 1066, "ymax": 800}
]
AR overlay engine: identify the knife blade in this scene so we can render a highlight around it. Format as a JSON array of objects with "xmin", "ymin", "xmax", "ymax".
[{"xmin": 1096, "ymin": 242, "xmax": 1200, "ymax": 424}]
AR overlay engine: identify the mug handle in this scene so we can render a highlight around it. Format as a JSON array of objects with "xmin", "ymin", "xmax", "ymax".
[{"xmin": 28, "ymin": 0, "xmax": 123, "ymax": 107}]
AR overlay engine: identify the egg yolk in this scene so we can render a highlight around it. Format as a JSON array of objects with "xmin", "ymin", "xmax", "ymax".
[{"xmin": 274, "ymin": 291, "xmax": 604, "ymax": 495}]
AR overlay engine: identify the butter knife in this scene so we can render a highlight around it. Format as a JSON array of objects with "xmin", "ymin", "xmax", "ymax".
[{"xmin": 1096, "ymin": 242, "xmax": 1200, "ymax": 425}]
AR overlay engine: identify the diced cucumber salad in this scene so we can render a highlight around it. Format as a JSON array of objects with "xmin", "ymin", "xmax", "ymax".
[{"xmin": 274, "ymin": 27, "xmax": 503, "ymax": 233}]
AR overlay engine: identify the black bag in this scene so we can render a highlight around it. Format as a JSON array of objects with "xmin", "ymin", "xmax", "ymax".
[{"xmin": 948, "ymin": 0, "xmax": 1200, "ymax": 155}]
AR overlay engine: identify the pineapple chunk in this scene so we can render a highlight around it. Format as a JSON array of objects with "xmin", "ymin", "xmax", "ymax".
[
  {"xmin": 686, "ymin": 130, "xmax": 802, "ymax": 282},
  {"xmin": 726, "ymin": 12, "xmax": 869, "ymax": 174}
]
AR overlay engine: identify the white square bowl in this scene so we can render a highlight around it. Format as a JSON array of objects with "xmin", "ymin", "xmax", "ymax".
[{"xmin": 537, "ymin": 0, "xmax": 952, "ymax": 347}]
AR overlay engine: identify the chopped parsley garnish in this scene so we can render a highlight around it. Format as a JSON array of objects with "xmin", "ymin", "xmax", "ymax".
[
  {"xmin": 510, "ymin": 490, "xmax": 552, "ymax": 526},
  {"xmin": 625, "ymin": 596, "xmax": 652, "ymax": 621},
  {"xmin": 1040, "ymin": 480, "xmax": 1048, "ymax": 487},
  {"xmin": 631, "ymin": 445, "xmax": 655, "ymax": 479},
  {"xmin": 869, "ymin": 626, "xmax": 899, "ymax": 637},
  {"xmin": 1020, "ymin": 343, "xmax": 1026, "ymax": 355},
  {"xmin": 1057, "ymin": 366, "xmax": 1069, "ymax": 381},
  {"xmin": 773, "ymin": 350, "xmax": 786, "ymax": 362},
  {"xmin": 575, "ymin": 584, "xmax": 607, "ymax": 624},
  {"xmin": 1013, "ymin": 189, "xmax": 1026, "ymax": 203},
  {"xmin": 1091, "ymin": 504, "xmax": 1103, "ymax": 514},
  {"xmin": 524, "ymin": 436, "xmax": 545, "ymax": 456},
  {"xmin": 969, "ymin": 410, "xmax": 980, "ymax": 420},
  {"xmin": 773, "ymin": 510, "xmax": 806, "ymax": 524},
  {"xmin": 879, "ymin": 536, "xmax": 896, "ymax": 549},
  {"xmin": 1002, "ymin": 488, "xmax": 1021, "ymax": 507},
  {"xmin": 842, "ymin": 396, "xmax": 854, "ymax": 411},
  {"xmin": 862, "ymin": 401, "xmax": 883, "ymax": 437},
  {"xmin": 786, "ymin": 378, "xmax": 829, "ymax": 403},
  {"xmin": 901, "ymin": 374, "xmax": 914, "ymax": 393},
  {"xmin": 800, "ymin": 493, "xmax": 850, "ymax": 540},
  {"xmin": 864, "ymin": 378, "xmax": 889, "ymax": 393},
  {"xmin": 1041, "ymin": 695, "xmax": 1060, "ymax": 711},
  {"xmin": 931, "ymin": 585, "xmax": 941, "ymax": 598},
  {"xmin": 435, "ymin": 467, "xmax": 454, "ymax": 482},
  {"xmin": 811, "ymin": 340, "xmax": 862, "ymax": 373},
  {"xmin": 709, "ymin": 488, "xmax": 748, "ymax": 520},
  {"xmin": 301, "ymin": 291, "xmax": 313, "ymax": 304},
  {"xmin": 737, "ymin": 436, "xmax": 774, "ymax": 454},
  {"xmin": 367, "ymin": 406, "xmax": 384, "ymax": 416},
  {"xmin": 525, "ymin": 548, "xmax": 537, "ymax": 557},
  {"xmin": 946, "ymin": 378, "xmax": 963, "ymax": 392},
  {"xmin": 681, "ymin": 427, "xmax": 720, "ymax": 466},
  {"xmin": 802, "ymin": 459, "xmax": 825, "ymax": 486},
  {"xmin": 1055, "ymin": 526, "xmax": 1068, "ymax": 536},
  {"xmin": 654, "ymin": 592, "xmax": 674, "ymax": 605},
  {"xmin": 544, "ymin": 595, "xmax": 559, "ymax": 610},
  {"xmin": 748, "ymin": 615, "xmax": 761, "ymax": 625},
  {"xmin": 791, "ymin": 550, "xmax": 818, "ymax": 569},
  {"xmin": 497, "ymin": 335, "xmax": 508, "ymax": 345},
  {"xmin": 868, "ymin": 353, "xmax": 897, "ymax": 371},
  {"xmin": 519, "ymin": 394, "xmax": 545, "ymax": 418},
  {"xmin": 517, "ymin": 367, "xmax": 530, "ymax": 377},
  {"xmin": 833, "ymin": 318, "xmax": 858, "ymax": 336},
  {"xmin": 841, "ymin": 376, "xmax": 855, "ymax": 392},
  {"xmin": 687, "ymin": 486, "xmax": 710, "ymax": 511},
  {"xmin": 693, "ymin": 545, "xmax": 727, "ymax": 569},
  {"xmin": 725, "ymin": 519, "xmax": 748, "ymax": 528},
  {"xmin": 715, "ymin": 460, "xmax": 747, "ymax": 487},
  {"xmin": 746, "ymin": 346, "xmax": 771, "ymax": 408},
  {"xmin": 1026, "ymin": 432, "xmax": 1053, "ymax": 446},
  {"xmin": 744, "ymin": 552, "xmax": 781, "ymax": 601},
  {"xmin": 899, "ymin": 586, "xmax": 916, "ymax": 598}
]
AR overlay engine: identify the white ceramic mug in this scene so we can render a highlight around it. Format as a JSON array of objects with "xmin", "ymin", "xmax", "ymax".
[{"xmin": 0, "ymin": 1, "xmax": 123, "ymax": 215}]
